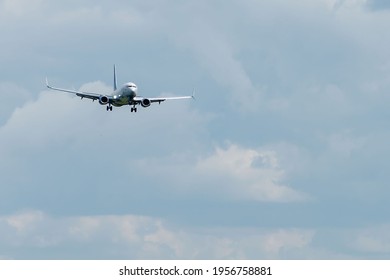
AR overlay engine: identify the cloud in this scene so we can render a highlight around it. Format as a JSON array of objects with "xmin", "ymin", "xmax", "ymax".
[
  {"xmin": 0, "ymin": 82, "xmax": 33, "ymax": 125},
  {"xmin": 353, "ymin": 225, "xmax": 390, "ymax": 253},
  {"xmin": 194, "ymin": 144, "xmax": 308, "ymax": 202},
  {"xmin": 0, "ymin": 210, "xmax": 315, "ymax": 259},
  {"xmin": 260, "ymin": 229, "xmax": 314, "ymax": 257},
  {"xmin": 4, "ymin": 210, "xmax": 45, "ymax": 233},
  {"xmin": 127, "ymin": 142, "xmax": 309, "ymax": 204},
  {"xmin": 4, "ymin": 210, "xmax": 390, "ymax": 259},
  {"xmin": 175, "ymin": 23, "xmax": 261, "ymax": 113},
  {"xmin": 0, "ymin": 210, "xmax": 156, "ymax": 258}
]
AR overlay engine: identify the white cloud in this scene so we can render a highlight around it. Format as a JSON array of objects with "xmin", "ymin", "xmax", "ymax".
[
  {"xmin": 128, "ymin": 142, "xmax": 309, "ymax": 203},
  {"xmin": 5, "ymin": 210, "xmax": 45, "ymax": 233},
  {"xmin": 0, "ymin": 210, "xmax": 316, "ymax": 259},
  {"xmin": 195, "ymin": 144, "xmax": 308, "ymax": 202},
  {"xmin": 143, "ymin": 221, "xmax": 187, "ymax": 258},
  {"xmin": 0, "ymin": 91, "xmax": 93, "ymax": 156},
  {"xmin": 0, "ymin": 82, "xmax": 33, "ymax": 123},
  {"xmin": 259, "ymin": 229, "xmax": 315, "ymax": 257}
]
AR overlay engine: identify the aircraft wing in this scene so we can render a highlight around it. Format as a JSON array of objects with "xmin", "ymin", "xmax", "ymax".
[
  {"xmin": 151, "ymin": 96, "xmax": 193, "ymax": 103},
  {"xmin": 46, "ymin": 78, "xmax": 102, "ymax": 101},
  {"xmin": 133, "ymin": 90, "xmax": 195, "ymax": 104}
]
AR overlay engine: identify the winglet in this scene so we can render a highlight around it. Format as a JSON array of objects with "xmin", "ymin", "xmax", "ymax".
[
  {"xmin": 45, "ymin": 77, "xmax": 51, "ymax": 89},
  {"xmin": 191, "ymin": 88, "xmax": 196, "ymax": 100}
]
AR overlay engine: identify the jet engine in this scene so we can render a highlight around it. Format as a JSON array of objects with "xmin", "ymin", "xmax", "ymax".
[
  {"xmin": 141, "ymin": 98, "xmax": 151, "ymax": 107},
  {"xmin": 99, "ymin": 95, "xmax": 109, "ymax": 105}
]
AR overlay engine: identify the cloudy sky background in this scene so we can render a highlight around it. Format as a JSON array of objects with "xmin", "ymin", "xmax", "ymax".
[{"xmin": 1, "ymin": 0, "xmax": 390, "ymax": 259}]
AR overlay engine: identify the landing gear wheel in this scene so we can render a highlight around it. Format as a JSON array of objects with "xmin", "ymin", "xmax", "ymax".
[
  {"xmin": 107, "ymin": 105, "xmax": 113, "ymax": 111},
  {"xmin": 131, "ymin": 107, "xmax": 137, "ymax": 113}
]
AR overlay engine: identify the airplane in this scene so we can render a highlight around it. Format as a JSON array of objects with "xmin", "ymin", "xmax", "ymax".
[{"xmin": 46, "ymin": 65, "xmax": 194, "ymax": 112}]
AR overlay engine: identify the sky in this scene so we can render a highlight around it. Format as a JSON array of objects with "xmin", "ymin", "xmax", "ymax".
[{"xmin": 1, "ymin": 0, "xmax": 390, "ymax": 259}]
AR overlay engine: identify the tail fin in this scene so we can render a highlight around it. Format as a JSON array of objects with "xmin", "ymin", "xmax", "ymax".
[{"xmin": 113, "ymin": 64, "xmax": 117, "ymax": 91}]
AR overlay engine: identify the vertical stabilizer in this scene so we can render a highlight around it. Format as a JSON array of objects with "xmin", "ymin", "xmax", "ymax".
[{"xmin": 113, "ymin": 64, "xmax": 117, "ymax": 91}]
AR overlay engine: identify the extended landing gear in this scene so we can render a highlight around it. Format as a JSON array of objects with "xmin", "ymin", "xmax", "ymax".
[
  {"xmin": 130, "ymin": 106, "xmax": 137, "ymax": 113},
  {"xmin": 106, "ymin": 105, "xmax": 113, "ymax": 111}
]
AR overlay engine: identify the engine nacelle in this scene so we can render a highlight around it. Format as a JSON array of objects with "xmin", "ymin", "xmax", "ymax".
[
  {"xmin": 99, "ymin": 95, "xmax": 109, "ymax": 105},
  {"xmin": 141, "ymin": 98, "xmax": 151, "ymax": 107}
]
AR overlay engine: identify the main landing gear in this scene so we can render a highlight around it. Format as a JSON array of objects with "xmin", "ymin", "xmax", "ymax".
[
  {"xmin": 130, "ymin": 106, "xmax": 137, "ymax": 113},
  {"xmin": 106, "ymin": 105, "xmax": 113, "ymax": 111}
]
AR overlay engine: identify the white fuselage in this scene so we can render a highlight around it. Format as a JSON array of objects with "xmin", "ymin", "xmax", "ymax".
[{"xmin": 111, "ymin": 82, "xmax": 138, "ymax": 107}]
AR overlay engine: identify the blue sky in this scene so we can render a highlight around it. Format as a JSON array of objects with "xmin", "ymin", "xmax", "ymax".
[{"xmin": 1, "ymin": 0, "xmax": 390, "ymax": 259}]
